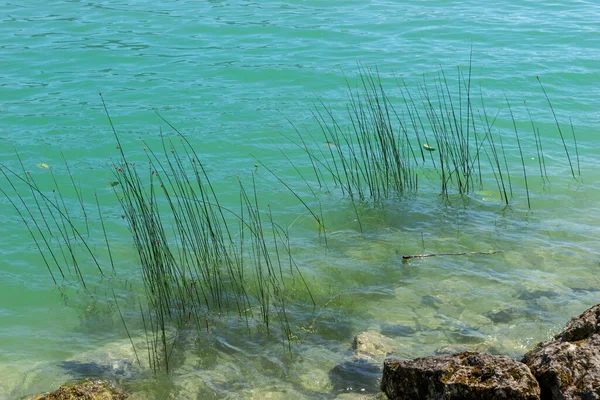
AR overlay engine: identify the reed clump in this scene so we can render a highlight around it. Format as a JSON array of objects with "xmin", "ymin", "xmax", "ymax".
[
  {"xmin": 281, "ymin": 61, "xmax": 579, "ymax": 227},
  {"xmin": 0, "ymin": 97, "xmax": 314, "ymax": 374}
]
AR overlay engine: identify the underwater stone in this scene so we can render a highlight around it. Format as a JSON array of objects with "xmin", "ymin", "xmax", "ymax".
[
  {"xmin": 328, "ymin": 330, "xmax": 396, "ymax": 396},
  {"xmin": 523, "ymin": 303, "xmax": 600, "ymax": 400},
  {"xmin": 292, "ymin": 345, "xmax": 337, "ymax": 393},
  {"xmin": 381, "ymin": 352, "xmax": 540, "ymax": 400},
  {"xmin": 353, "ymin": 330, "xmax": 395, "ymax": 361},
  {"xmin": 297, "ymin": 367, "xmax": 333, "ymax": 393}
]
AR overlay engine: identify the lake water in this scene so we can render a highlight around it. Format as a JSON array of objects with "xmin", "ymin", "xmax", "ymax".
[{"xmin": 1, "ymin": 1, "xmax": 599, "ymax": 399}]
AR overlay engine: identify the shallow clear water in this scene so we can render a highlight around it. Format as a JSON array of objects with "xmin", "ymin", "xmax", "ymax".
[{"xmin": 1, "ymin": 1, "xmax": 600, "ymax": 399}]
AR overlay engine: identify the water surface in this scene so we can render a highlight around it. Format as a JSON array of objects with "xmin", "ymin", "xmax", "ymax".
[{"xmin": 1, "ymin": 1, "xmax": 599, "ymax": 398}]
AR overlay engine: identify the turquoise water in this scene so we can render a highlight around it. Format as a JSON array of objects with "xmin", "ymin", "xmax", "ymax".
[{"xmin": 1, "ymin": 1, "xmax": 600, "ymax": 398}]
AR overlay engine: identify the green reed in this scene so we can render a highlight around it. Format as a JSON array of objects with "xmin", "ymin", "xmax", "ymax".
[
  {"xmin": 282, "ymin": 61, "xmax": 579, "ymax": 225},
  {"xmin": 0, "ymin": 96, "xmax": 315, "ymax": 374},
  {"xmin": 0, "ymin": 149, "xmax": 104, "ymax": 290},
  {"xmin": 105, "ymin": 101, "xmax": 315, "ymax": 371}
]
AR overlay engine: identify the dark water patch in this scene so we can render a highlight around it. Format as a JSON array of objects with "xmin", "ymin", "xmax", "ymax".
[
  {"xmin": 448, "ymin": 328, "xmax": 487, "ymax": 345},
  {"xmin": 380, "ymin": 324, "xmax": 417, "ymax": 337},
  {"xmin": 438, "ymin": 317, "xmax": 487, "ymax": 345},
  {"xmin": 516, "ymin": 288, "xmax": 560, "ymax": 301},
  {"xmin": 60, "ymin": 359, "xmax": 138, "ymax": 381},
  {"xmin": 571, "ymin": 286, "xmax": 600, "ymax": 294},
  {"xmin": 328, "ymin": 357, "xmax": 381, "ymax": 394},
  {"xmin": 307, "ymin": 314, "xmax": 355, "ymax": 342},
  {"xmin": 485, "ymin": 308, "xmax": 515, "ymax": 324},
  {"xmin": 421, "ymin": 295, "xmax": 443, "ymax": 310}
]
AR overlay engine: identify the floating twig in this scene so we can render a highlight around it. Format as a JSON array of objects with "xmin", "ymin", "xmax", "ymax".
[{"xmin": 402, "ymin": 250, "xmax": 501, "ymax": 260}]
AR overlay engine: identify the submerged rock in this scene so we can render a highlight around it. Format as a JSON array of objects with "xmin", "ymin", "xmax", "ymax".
[
  {"xmin": 523, "ymin": 304, "xmax": 600, "ymax": 399},
  {"xmin": 381, "ymin": 352, "xmax": 540, "ymax": 400},
  {"xmin": 329, "ymin": 358, "xmax": 382, "ymax": 394},
  {"xmin": 328, "ymin": 330, "xmax": 396, "ymax": 395},
  {"xmin": 27, "ymin": 379, "xmax": 128, "ymax": 400},
  {"xmin": 353, "ymin": 330, "xmax": 396, "ymax": 361}
]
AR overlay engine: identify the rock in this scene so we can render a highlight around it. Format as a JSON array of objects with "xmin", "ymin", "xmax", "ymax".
[
  {"xmin": 353, "ymin": 330, "xmax": 396, "ymax": 361},
  {"xmin": 523, "ymin": 304, "xmax": 600, "ymax": 399},
  {"xmin": 27, "ymin": 379, "xmax": 128, "ymax": 400},
  {"xmin": 297, "ymin": 367, "xmax": 333, "ymax": 393},
  {"xmin": 327, "ymin": 330, "xmax": 396, "ymax": 396},
  {"xmin": 381, "ymin": 352, "xmax": 540, "ymax": 400},
  {"xmin": 290, "ymin": 345, "xmax": 337, "ymax": 393}
]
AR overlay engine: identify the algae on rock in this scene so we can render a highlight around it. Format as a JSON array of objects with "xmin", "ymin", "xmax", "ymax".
[{"xmin": 27, "ymin": 379, "xmax": 128, "ymax": 400}]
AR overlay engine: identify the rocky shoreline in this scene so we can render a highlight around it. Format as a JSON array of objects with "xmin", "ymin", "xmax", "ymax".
[
  {"xmin": 382, "ymin": 303, "xmax": 600, "ymax": 399},
  {"xmin": 25, "ymin": 304, "xmax": 600, "ymax": 399}
]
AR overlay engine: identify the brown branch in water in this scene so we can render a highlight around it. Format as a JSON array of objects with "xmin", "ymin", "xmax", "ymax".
[{"xmin": 402, "ymin": 250, "xmax": 501, "ymax": 260}]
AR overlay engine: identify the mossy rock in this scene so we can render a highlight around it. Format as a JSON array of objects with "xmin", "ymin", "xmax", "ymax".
[
  {"xmin": 523, "ymin": 303, "xmax": 600, "ymax": 399},
  {"xmin": 382, "ymin": 352, "xmax": 540, "ymax": 400},
  {"xmin": 28, "ymin": 379, "xmax": 128, "ymax": 400}
]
